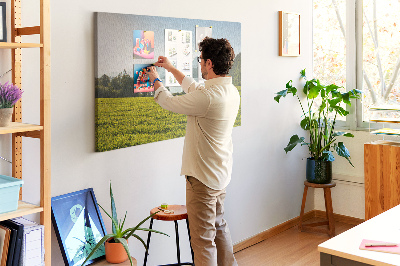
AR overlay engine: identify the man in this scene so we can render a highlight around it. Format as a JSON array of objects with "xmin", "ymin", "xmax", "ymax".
[{"xmin": 144, "ymin": 37, "xmax": 239, "ymax": 266}]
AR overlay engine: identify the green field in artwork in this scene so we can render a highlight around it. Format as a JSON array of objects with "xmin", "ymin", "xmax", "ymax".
[{"xmin": 95, "ymin": 87, "xmax": 241, "ymax": 152}]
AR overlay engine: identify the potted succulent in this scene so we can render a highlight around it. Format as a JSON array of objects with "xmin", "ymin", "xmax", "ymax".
[
  {"xmin": 81, "ymin": 183, "xmax": 168, "ymax": 266},
  {"xmin": 274, "ymin": 69, "xmax": 362, "ymax": 183},
  {"xmin": 0, "ymin": 82, "xmax": 23, "ymax": 127}
]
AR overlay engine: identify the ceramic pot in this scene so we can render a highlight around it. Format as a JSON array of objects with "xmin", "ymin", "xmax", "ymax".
[
  {"xmin": 105, "ymin": 238, "xmax": 128, "ymax": 264},
  {"xmin": 0, "ymin": 108, "xmax": 13, "ymax": 127},
  {"xmin": 306, "ymin": 158, "xmax": 332, "ymax": 184}
]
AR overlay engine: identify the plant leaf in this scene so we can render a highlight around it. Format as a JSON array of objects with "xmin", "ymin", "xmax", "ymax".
[
  {"xmin": 343, "ymin": 133, "xmax": 354, "ymax": 137},
  {"xmin": 332, "ymin": 131, "xmax": 345, "ymax": 137},
  {"xmin": 123, "ymin": 211, "xmax": 160, "ymax": 239},
  {"xmin": 98, "ymin": 204, "xmax": 120, "ymax": 236},
  {"xmin": 120, "ymin": 211, "xmax": 127, "ymax": 232},
  {"xmin": 335, "ymin": 142, "xmax": 354, "ymax": 167},
  {"xmin": 114, "ymin": 238, "xmax": 133, "ymax": 266},
  {"xmin": 110, "ymin": 182, "xmax": 118, "ymax": 234},
  {"xmin": 307, "ymin": 85, "xmax": 320, "ymax": 99},
  {"xmin": 131, "ymin": 234, "xmax": 148, "ymax": 251},
  {"xmin": 81, "ymin": 234, "xmax": 114, "ymax": 266},
  {"xmin": 136, "ymin": 227, "xmax": 170, "ymax": 236},
  {"xmin": 300, "ymin": 117, "xmax": 310, "ymax": 130},
  {"xmin": 284, "ymin": 135, "xmax": 305, "ymax": 153},
  {"xmin": 300, "ymin": 69, "xmax": 306, "ymax": 79},
  {"xmin": 321, "ymin": 151, "xmax": 335, "ymax": 162},
  {"xmin": 274, "ymin": 89, "xmax": 288, "ymax": 103},
  {"xmin": 325, "ymin": 84, "xmax": 339, "ymax": 94},
  {"xmin": 341, "ymin": 92, "xmax": 351, "ymax": 105}
]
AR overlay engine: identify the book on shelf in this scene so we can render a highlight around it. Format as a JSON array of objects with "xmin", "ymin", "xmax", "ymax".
[
  {"xmin": 0, "ymin": 225, "xmax": 11, "ymax": 266},
  {"xmin": 0, "ymin": 222, "xmax": 16, "ymax": 266},
  {"xmin": 11, "ymin": 217, "xmax": 44, "ymax": 266},
  {"xmin": 0, "ymin": 220, "xmax": 23, "ymax": 266}
]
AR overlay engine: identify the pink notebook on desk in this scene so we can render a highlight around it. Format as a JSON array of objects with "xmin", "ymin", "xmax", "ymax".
[{"xmin": 359, "ymin": 239, "xmax": 400, "ymax": 255}]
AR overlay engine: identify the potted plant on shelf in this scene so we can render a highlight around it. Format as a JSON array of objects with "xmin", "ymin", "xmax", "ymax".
[
  {"xmin": 81, "ymin": 183, "xmax": 168, "ymax": 266},
  {"xmin": 274, "ymin": 69, "xmax": 362, "ymax": 184},
  {"xmin": 0, "ymin": 82, "xmax": 23, "ymax": 127}
]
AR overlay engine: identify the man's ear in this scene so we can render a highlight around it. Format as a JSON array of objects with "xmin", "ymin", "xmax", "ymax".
[{"xmin": 206, "ymin": 59, "xmax": 213, "ymax": 69}]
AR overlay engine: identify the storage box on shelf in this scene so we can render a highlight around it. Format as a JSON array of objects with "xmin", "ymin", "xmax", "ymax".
[{"xmin": 0, "ymin": 175, "xmax": 23, "ymax": 214}]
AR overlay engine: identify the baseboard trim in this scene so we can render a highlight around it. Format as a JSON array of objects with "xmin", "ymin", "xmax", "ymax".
[
  {"xmin": 314, "ymin": 210, "xmax": 364, "ymax": 226},
  {"xmin": 233, "ymin": 210, "xmax": 365, "ymax": 253},
  {"xmin": 233, "ymin": 210, "xmax": 315, "ymax": 253}
]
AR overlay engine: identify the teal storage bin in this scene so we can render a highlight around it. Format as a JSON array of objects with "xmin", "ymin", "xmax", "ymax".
[{"xmin": 0, "ymin": 175, "xmax": 24, "ymax": 214}]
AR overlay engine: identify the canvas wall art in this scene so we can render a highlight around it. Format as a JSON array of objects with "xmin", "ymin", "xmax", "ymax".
[{"xmin": 95, "ymin": 12, "xmax": 241, "ymax": 152}]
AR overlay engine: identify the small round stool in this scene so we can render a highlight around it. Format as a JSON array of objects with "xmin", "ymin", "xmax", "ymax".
[
  {"xmin": 298, "ymin": 181, "xmax": 336, "ymax": 237},
  {"xmin": 143, "ymin": 205, "xmax": 194, "ymax": 266}
]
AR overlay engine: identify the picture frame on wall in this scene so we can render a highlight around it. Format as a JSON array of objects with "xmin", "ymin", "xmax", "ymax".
[
  {"xmin": 51, "ymin": 188, "xmax": 107, "ymax": 266},
  {"xmin": 279, "ymin": 11, "xmax": 300, "ymax": 56},
  {"xmin": 0, "ymin": 2, "xmax": 6, "ymax": 42}
]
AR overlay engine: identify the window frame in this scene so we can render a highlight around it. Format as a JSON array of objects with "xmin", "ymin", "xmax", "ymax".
[{"xmin": 315, "ymin": 0, "xmax": 400, "ymax": 131}]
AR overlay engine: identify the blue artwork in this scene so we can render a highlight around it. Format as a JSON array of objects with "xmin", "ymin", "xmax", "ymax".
[{"xmin": 51, "ymin": 188, "xmax": 107, "ymax": 266}]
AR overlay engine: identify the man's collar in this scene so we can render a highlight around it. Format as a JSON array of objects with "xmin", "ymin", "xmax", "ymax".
[{"xmin": 204, "ymin": 76, "xmax": 232, "ymax": 87}]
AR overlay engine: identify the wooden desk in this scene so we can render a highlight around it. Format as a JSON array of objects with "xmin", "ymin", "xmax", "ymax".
[
  {"xmin": 91, "ymin": 257, "xmax": 137, "ymax": 266},
  {"xmin": 318, "ymin": 204, "xmax": 400, "ymax": 265}
]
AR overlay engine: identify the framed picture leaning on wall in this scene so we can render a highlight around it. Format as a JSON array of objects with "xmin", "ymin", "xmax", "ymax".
[
  {"xmin": 51, "ymin": 188, "xmax": 107, "ymax": 266},
  {"xmin": 0, "ymin": 2, "xmax": 6, "ymax": 42}
]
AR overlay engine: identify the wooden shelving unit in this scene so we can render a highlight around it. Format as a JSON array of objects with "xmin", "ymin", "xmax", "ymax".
[{"xmin": 0, "ymin": 0, "xmax": 51, "ymax": 265}]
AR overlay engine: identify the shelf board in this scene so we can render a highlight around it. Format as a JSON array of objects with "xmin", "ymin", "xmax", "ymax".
[
  {"xmin": 0, "ymin": 122, "xmax": 43, "ymax": 134},
  {"xmin": 0, "ymin": 201, "xmax": 43, "ymax": 221},
  {"xmin": 370, "ymin": 118, "xmax": 400, "ymax": 123},
  {"xmin": 0, "ymin": 42, "xmax": 43, "ymax": 49}
]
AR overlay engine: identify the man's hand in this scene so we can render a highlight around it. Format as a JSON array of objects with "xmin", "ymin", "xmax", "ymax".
[
  {"xmin": 154, "ymin": 56, "xmax": 175, "ymax": 72},
  {"xmin": 143, "ymin": 66, "xmax": 160, "ymax": 83}
]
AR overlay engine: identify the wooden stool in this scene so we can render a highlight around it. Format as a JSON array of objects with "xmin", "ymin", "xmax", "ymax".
[
  {"xmin": 298, "ymin": 181, "xmax": 336, "ymax": 237},
  {"xmin": 143, "ymin": 205, "xmax": 194, "ymax": 266}
]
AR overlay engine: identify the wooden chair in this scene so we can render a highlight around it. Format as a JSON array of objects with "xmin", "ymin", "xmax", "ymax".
[
  {"xmin": 298, "ymin": 181, "xmax": 336, "ymax": 237},
  {"xmin": 143, "ymin": 205, "xmax": 194, "ymax": 266}
]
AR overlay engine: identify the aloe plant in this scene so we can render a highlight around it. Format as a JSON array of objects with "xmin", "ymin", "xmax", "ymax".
[
  {"xmin": 81, "ymin": 182, "xmax": 168, "ymax": 266},
  {"xmin": 274, "ymin": 69, "xmax": 362, "ymax": 166}
]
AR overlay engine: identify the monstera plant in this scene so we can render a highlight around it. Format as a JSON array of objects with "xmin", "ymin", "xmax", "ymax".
[{"xmin": 274, "ymin": 69, "xmax": 362, "ymax": 183}]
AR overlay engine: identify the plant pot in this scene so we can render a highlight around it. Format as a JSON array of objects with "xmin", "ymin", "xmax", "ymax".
[
  {"xmin": 105, "ymin": 238, "xmax": 128, "ymax": 264},
  {"xmin": 0, "ymin": 108, "xmax": 13, "ymax": 127},
  {"xmin": 306, "ymin": 158, "xmax": 332, "ymax": 184}
]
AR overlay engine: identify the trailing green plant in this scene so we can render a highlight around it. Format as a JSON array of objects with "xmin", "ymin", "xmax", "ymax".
[
  {"xmin": 81, "ymin": 182, "xmax": 168, "ymax": 266},
  {"xmin": 274, "ymin": 69, "xmax": 362, "ymax": 166}
]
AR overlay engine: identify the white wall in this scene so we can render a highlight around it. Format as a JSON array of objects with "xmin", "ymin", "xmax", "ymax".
[{"xmin": 1, "ymin": 0, "xmax": 315, "ymax": 265}]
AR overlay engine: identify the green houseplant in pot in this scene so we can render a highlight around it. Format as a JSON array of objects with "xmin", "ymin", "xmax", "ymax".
[
  {"xmin": 0, "ymin": 82, "xmax": 23, "ymax": 127},
  {"xmin": 274, "ymin": 69, "xmax": 362, "ymax": 184},
  {"xmin": 81, "ymin": 183, "xmax": 168, "ymax": 266}
]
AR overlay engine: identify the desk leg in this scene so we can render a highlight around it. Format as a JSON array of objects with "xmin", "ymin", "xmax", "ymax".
[{"xmin": 320, "ymin": 252, "xmax": 331, "ymax": 266}]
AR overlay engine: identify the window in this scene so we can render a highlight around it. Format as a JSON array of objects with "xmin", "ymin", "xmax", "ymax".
[{"xmin": 313, "ymin": 0, "xmax": 400, "ymax": 130}]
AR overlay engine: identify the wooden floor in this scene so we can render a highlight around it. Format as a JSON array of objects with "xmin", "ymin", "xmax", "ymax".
[{"xmin": 234, "ymin": 217, "xmax": 354, "ymax": 266}]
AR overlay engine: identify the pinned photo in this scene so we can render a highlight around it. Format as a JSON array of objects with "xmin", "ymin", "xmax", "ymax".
[
  {"xmin": 133, "ymin": 30, "xmax": 155, "ymax": 59},
  {"xmin": 133, "ymin": 64, "xmax": 154, "ymax": 93}
]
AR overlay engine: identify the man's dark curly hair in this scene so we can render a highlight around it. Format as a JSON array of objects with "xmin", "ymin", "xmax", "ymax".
[{"xmin": 199, "ymin": 37, "xmax": 235, "ymax": 75}]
